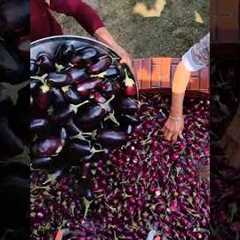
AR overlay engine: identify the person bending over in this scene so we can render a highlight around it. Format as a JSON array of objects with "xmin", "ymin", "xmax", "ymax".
[{"xmin": 31, "ymin": 0, "xmax": 133, "ymax": 72}]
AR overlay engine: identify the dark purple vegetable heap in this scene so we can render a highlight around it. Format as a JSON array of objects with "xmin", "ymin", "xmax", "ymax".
[
  {"xmin": 0, "ymin": 0, "xmax": 29, "ymax": 239},
  {"xmin": 31, "ymin": 93, "xmax": 210, "ymax": 240},
  {"xmin": 30, "ymin": 43, "xmax": 139, "ymax": 180}
]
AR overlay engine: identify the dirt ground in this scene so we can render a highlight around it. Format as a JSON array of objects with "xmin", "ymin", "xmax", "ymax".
[{"xmin": 56, "ymin": 0, "xmax": 208, "ymax": 58}]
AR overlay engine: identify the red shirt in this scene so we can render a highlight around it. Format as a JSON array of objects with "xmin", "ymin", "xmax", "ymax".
[{"xmin": 31, "ymin": 0, "xmax": 104, "ymax": 41}]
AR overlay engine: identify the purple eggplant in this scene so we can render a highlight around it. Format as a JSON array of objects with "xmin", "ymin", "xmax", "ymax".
[
  {"xmin": 66, "ymin": 139, "xmax": 105, "ymax": 166},
  {"xmin": 78, "ymin": 47, "xmax": 98, "ymax": 64},
  {"xmin": 76, "ymin": 78, "xmax": 102, "ymax": 96},
  {"xmin": 99, "ymin": 81, "xmax": 114, "ymax": 97},
  {"xmin": 30, "ymin": 118, "xmax": 49, "ymax": 135},
  {"xmin": 49, "ymin": 88, "xmax": 66, "ymax": 109},
  {"xmin": 70, "ymin": 46, "xmax": 92, "ymax": 67},
  {"xmin": 91, "ymin": 92, "xmax": 107, "ymax": 104},
  {"xmin": 31, "ymin": 157, "xmax": 53, "ymax": 169},
  {"xmin": 88, "ymin": 55, "xmax": 112, "ymax": 74},
  {"xmin": 30, "ymin": 79, "xmax": 42, "ymax": 95},
  {"xmin": 76, "ymin": 95, "xmax": 114, "ymax": 127},
  {"xmin": 63, "ymin": 86, "xmax": 84, "ymax": 105},
  {"xmin": 67, "ymin": 139, "xmax": 92, "ymax": 158},
  {"xmin": 50, "ymin": 101, "xmax": 89, "ymax": 125},
  {"xmin": 36, "ymin": 53, "xmax": 54, "ymax": 73},
  {"xmin": 67, "ymin": 67, "xmax": 88, "ymax": 83},
  {"xmin": 55, "ymin": 43, "xmax": 75, "ymax": 64},
  {"xmin": 50, "ymin": 105, "xmax": 74, "ymax": 125},
  {"xmin": 65, "ymin": 119, "xmax": 81, "ymax": 137},
  {"xmin": 76, "ymin": 103, "xmax": 106, "ymax": 126},
  {"xmin": 119, "ymin": 97, "xmax": 139, "ymax": 114},
  {"xmin": 97, "ymin": 130, "xmax": 127, "ymax": 148},
  {"xmin": 93, "ymin": 64, "xmax": 121, "ymax": 79},
  {"xmin": 119, "ymin": 114, "xmax": 139, "ymax": 126},
  {"xmin": 30, "ymin": 59, "xmax": 38, "ymax": 75},
  {"xmin": 47, "ymin": 72, "xmax": 72, "ymax": 87},
  {"xmin": 31, "ymin": 136, "xmax": 64, "ymax": 158},
  {"xmin": 31, "ymin": 79, "xmax": 50, "ymax": 114}
]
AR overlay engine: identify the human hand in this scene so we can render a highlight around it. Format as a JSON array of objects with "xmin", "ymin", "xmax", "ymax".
[
  {"xmin": 94, "ymin": 27, "xmax": 135, "ymax": 76},
  {"xmin": 162, "ymin": 115, "xmax": 184, "ymax": 143},
  {"xmin": 114, "ymin": 47, "xmax": 135, "ymax": 77}
]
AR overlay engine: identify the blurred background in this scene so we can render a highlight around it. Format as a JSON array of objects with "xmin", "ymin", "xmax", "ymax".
[{"xmin": 55, "ymin": 0, "xmax": 208, "ymax": 58}]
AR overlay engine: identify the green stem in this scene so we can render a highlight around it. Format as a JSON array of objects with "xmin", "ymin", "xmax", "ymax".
[
  {"xmin": 31, "ymin": 73, "xmax": 48, "ymax": 83},
  {"xmin": 42, "ymin": 171, "xmax": 62, "ymax": 185},
  {"xmin": 70, "ymin": 100, "xmax": 89, "ymax": 113},
  {"xmin": 100, "ymin": 95, "xmax": 115, "ymax": 112},
  {"xmin": 31, "ymin": 186, "xmax": 50, "ymax": 193},
  {"xmin": 105, "ymin": 111, "xmax": 120, "ymax": 126},
  {"xmin": 55, "ymin": 63, "xmax": 66, "ymax": 72},
  {"xmin": 83, "ymin": 197, "xmax": 93, "ymax": 219}
]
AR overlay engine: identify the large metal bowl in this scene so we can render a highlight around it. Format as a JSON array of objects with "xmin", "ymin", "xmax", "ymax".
[
  {"xmin": 31, "ymin": 35, "xmax": 120, "ymax": 61},
  {"xmin": 31, "ymin": 35, "xmax": 139, "ymax": 97}
]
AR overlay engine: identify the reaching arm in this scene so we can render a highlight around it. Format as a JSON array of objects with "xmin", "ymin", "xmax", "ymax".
[
  {"xmin": 162, "ymin": 33, "xmax": 209, "ymax": 143},
  {"xmin": 49, "ymin": 0, "xmax": 104, "ymax": 35},
  {"xmin": 50, "ymin": 0, "xmax": 133, "ymax": 73}
]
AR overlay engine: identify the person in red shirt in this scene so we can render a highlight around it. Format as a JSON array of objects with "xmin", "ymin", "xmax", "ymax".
[{"xmin": 31, "ymin": 0, "xmax": 133, "ymax": 72}]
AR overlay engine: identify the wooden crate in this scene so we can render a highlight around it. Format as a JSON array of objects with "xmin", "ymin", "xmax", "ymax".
[{"xmin": 133, "ymin": 57, "xmax": 209, "ymax": 94}]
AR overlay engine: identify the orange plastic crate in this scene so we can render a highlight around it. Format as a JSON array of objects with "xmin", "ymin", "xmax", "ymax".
[{"xmin": 133, "ymin": 57, "xmax": 209, "ymax": 94}]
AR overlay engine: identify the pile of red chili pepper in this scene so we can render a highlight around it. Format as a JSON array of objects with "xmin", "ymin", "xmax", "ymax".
[{"xmin": 31, "ymin": 92, "xmax": 210, "ymax": 240}]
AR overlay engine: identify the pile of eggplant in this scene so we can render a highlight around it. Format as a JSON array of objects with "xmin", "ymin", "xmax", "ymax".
[
  {"xmin": 30, "ymin": 41, "xmax": 139, "ymax": 178},
  {"xmin": 0, "ymin": 0, "xmax": 29, "ymax": 239}
]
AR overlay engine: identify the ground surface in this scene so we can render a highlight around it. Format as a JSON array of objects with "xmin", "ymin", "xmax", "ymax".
[{"xmin": 56, "ymin": 0, "xmax": 208, "ymax": 58}]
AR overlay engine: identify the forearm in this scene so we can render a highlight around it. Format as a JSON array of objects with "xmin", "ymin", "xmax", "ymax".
[
  {"xmin": 50, "ymin": 0, "xmax": 104, "ymax": 35},
  {"xmin": 170, "ymin": 61, "xmax": 191, "ymax": 117},
  {"xmin": 94, "ymin": 27, "xmax": 125, "ymax": 54}
]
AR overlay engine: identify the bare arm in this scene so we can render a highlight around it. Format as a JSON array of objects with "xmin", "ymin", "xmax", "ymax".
[
  {"xmin": 162, "ymin": 33, "xmax": 209, "ymax": 143},
  {"xmin": 94, "ymin": 27, "xmax": 134, "ymax": 74}
]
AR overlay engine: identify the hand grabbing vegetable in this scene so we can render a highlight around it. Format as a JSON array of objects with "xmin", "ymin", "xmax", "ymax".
[{"xmin": 162, "ymin": 114, "xmax": 184, "ymax": 143}]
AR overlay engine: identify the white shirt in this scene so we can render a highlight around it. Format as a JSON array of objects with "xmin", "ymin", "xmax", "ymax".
[{"xmin": 182, "ymin": 33, "xmax": 210, "ymax": 72}]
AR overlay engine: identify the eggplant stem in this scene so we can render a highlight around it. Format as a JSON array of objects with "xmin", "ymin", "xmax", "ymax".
[
  {"xmin": 83, "ymin": 197, "xmax": 93, "ymax": 219},
  {"xmin": 70, "ymin": 100, "xmax": 89, "ymax": 113},
  {"xmin": 92, "ymin": 148, "xmax": 106, "ymax": 154},
  {"xmin": 55, "ymin": 63, "xmax": 65, "ymax": 72},
  {"xmin": 105, "ymin": 112, "xmax": 120, "ymax": 126},
  {"xmin": 92, "ymin": 71, "xmax": 106, "ymax": 78},
  {"xmin": 31, "ymin": 73, "xmax": 48, "ymax": 83},
  {"xmin": 113, "ymin": 231, "xmax": 119, "ymax": 240},
  {"xmin": 105, "ymin": 202, "xmax": 116, "ymax": 213},
  {"xmin": 71, "ymin": 132, "xmax": 86, "ymax": 140},
  {"xmin": 82, "ymin": 132, "xmax": 93, "ymax": 136},
  {"xmin": 61, "ymin": 86, "xmax": 70, "ymax": 92},
  {"xmin": 42, "ymin": 171, "xmax": 61, "ymax": 185},
  {"xmin": 31, "ymin": 186, "xmax": 50, "ymax": 193},
  {"xmin": 100, "ymin": 95, "xmax": 115, "ymax": 112}
]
